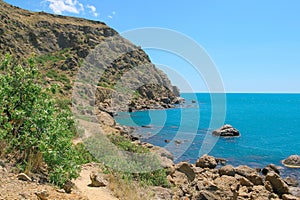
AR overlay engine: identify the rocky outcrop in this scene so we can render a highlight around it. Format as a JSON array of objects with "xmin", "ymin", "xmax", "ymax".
[
  {"xmin": 212, "ymin": 124, "xmax": 240, "ymax": 137},
  {"xmin": 169, "ymin": 155, "xmax": 299, "ymax": 200},
  {"xmin": 282, "ymin": 155, "xmax": 300, "ymax": 168}
]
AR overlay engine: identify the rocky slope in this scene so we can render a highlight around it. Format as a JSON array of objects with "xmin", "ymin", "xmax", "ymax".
[{"xmin": 0, "ymin": 0, "xmax": 179, "ymax": 114}]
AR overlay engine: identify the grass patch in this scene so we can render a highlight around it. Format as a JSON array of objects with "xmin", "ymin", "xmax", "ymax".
[
  {"xmin": 108, "ymin": 134, "xmax": 149, "ymax": 154},
  {"xmin": 83, "ymin": 134, "xmax": 170, "ymax": 188}
]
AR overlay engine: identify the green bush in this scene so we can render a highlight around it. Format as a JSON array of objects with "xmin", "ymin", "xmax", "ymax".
[{"xmin": 0, "ymin": 54, "xmax": 80, "ymax": 187}]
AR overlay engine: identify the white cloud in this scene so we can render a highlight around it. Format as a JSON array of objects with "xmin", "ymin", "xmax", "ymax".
[
  {"xmin": 107, "ymin": 11, "xmax": 116, "ymax": 19},
  {"xmin": 87, "ymin": 5, "xmax": 99, "ymax": 17},
  {"xmin": 45, "ymin": 0, "xmax": 84, "ymax": 14}
]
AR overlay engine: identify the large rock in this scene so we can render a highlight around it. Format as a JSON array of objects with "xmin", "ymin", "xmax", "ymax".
[
  {"xmin": 175, "ymin": 162, "xmax": 195, "ymax": 182},
  {"xmin": 219, "ymin": 165, "xmax": 235, "ymax": 177},
  {"xmin": 196, "ymin": 190, "xmax": 220, "ymax": 200},
  {"xmin": 284, "ymin": 177, "xmax": 299, "ymax": 187},
  {"xmin": 235, "ymin": 165, "xmax": 257, "ymax": 177},
  {"xmin": 249, "ymin": 185, "xmax": 273, "ymax": 200},
  {"xmin": 235, "ymin": 165, "xmax": 263, "ymax": 185},
  {"xmin": 282, "ymin": 194, "xmax": 300, "ymax": 200},
  {"xmin": 212, "ymin": 124, "xmax": 240, "ymax": 137},
  {"xmin": 282, "ymin": 155, "xmax": 300, "ymax": 168},
  {"xmin": 262, "ymin": 164, "xmax": 280, "ymax": 175},
  {"xmin": 265, "ymin": 172, "xmax": 289, "ymax": 196},
  {"xmin": 169, "ymin": 170, "xmax": 189, "ymax": 186},
  {"xmin": 89, "ymin": 172, "xmax": 107, "ymax": 187},
  {"xmin": 213, "ymin": 175, "xmax": 240, "ymax": 199},
  {"xmin": 97, "ymin": 111, "xmax": 116, "ymax": 127},
  {"xmin": 196, "ymin": 154, "xmax": 217, "ymax": 169}
]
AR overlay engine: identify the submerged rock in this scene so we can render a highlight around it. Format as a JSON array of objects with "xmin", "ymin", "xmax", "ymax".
[
  {"xmin": 284, "ymin": 177, "xmax": 299, "ymax": 187},
  {"xmin": 212, "ymin": 124, "xmax": 240, "ymax": 137},
  {"xmin": 282, "ymin": 155, "xmax": 300, "ymax": 168}
]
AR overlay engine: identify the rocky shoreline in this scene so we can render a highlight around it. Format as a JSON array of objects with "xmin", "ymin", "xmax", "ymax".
[{"xmin": 115, "ymin": 123, "xmax": 300, "ymax": 200}]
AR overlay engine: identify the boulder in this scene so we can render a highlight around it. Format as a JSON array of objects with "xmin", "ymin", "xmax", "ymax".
[
  {"xmin": 265, "ymin": 172, "xmax": 289, "ymax": 196},
  {"xmin": 213, "ymin": 175, "xmax": 239, "ymax": 199},
  {"xmin": 282, "ymin": 194, "xmax": 300, "ymax": 200},
  {"xmin": 238, "ymin": 176, "xmax": 254, "ymax": 187},
  {"xmin": 151, "ymin": 186, "xmax": 172, "ymax": 200},
  {"xmin": 249, "ymin": 185, "xmax": 272, "ymax": 200},
  {"xmin": 235, "ymin": 165, "xmax": 257, "ymax": 177},
  {"xmin": 196, "ymin": 154, "xmax": 217, "ymax": 169},
  {"xmin": 212, "ymin": 124, "xmax": 240, "ymax": 137},
  {"xmin": 282, "ymin": 155, "xmax": 300, "ymax": 168},
  {"xmin": 238, "ymin": 186, "xmax": 250, "ymax": 198},
  {"xmin": 175, "ymin": 162, "xmax": 195, "ymax": 182},
  {"xmin": 169, "ymin": 170, "xmax": 189, "ymax": 186},
  {"xmin": 246, "ymin": 173, "xmax": 263, "ymax": 185},
  {"xmin": 97, "ymin": 111, "xmax": 116, "ymax": 127},
  {"xmin": 262, "ymin": 164, "xmax": 280, "ymax": 175},
  {"xmin": 89, "ymin": 171, "xmax": 107, "ymax": 187},
  {"xmin": 219, "ymin": 165, "xmax": 235, "ymax": 177},
  {"xmin": 289, "ymin": 187, "xmax": 300, "ymax": 198},
  {"xmin": 284, "ymin": 177, "xmax": 299, "ymax": 187},
  {"xmin": 196, "ymin": 190, "xmax": 219, "ymax": 200}
]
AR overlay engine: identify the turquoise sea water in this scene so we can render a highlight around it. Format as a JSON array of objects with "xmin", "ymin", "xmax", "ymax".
[{"xmin": 115, "ymin": 93, "xmax": 300, "ymax": 176}]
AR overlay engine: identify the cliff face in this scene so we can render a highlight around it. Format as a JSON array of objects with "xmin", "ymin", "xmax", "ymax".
[{"xmin": 0, "ymin": 1, "xmax": 179, "ymax": 117}]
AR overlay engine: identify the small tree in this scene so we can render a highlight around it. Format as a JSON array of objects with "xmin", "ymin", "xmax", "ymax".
[{"xmin": 0, "ymin": 54, "xmax": 80, "ymax": 187}]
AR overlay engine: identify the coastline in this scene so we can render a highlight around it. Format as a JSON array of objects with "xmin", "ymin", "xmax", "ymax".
[{"xmin": 112, "ymin": 97, "xmax": 300, "ymax": 199}]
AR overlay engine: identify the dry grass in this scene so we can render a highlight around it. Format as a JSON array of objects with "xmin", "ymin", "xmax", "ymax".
[{"xmin": 108, "ymin": 173, "xmax": 154, "ymax": 200}]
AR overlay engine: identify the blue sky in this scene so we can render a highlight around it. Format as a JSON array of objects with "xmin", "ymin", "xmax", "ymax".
[{"xmin": 4, "ymin": 0, "xmax": 300, "ymax": 93}]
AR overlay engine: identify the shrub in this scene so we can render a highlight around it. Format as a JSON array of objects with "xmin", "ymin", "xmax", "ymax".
[
  {"xmin": 0, "ymin": 54, "xmax": 80, "ymax": 187},
  {"xmin": 84, "ymin": 134, "xmax": 169, "ymax": 187}
]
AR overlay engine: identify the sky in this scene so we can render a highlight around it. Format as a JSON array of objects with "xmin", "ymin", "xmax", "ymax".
[{"xmin": 4, "ymin": 0, "xmax": 300, "ymax": 93}]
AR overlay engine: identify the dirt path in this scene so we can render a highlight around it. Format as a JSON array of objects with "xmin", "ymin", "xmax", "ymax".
[{"xmin": 74, "ymin": 164, "xmax": 119, "ymax": 200}]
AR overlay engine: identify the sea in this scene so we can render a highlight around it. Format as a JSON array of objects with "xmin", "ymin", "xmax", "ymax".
[{"xmin": 115, "ymin": 93, "xmax": 300, "ymax": 178}]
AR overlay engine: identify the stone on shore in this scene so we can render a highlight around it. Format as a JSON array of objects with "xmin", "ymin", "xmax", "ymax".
[
  {"xmin": 196, "ymin": 154, "xmax": 217, "ymax": 169},
  {"xmin": 265, "ymin": 172, "xmax": 289, "ymax": 196},
  {"xmin": 219, "ymin": 165, "xmax": 235, "ymax": 177},
  {"xmin": 262, "ymin": 164, "xmax": 280, "ymax": 175},
  {"xmin": 282, "ymin": 194, "xmax": 300, "ymax": 200},
  {"xmin": 212, "ymin": 124, "xmax": 240, "ymax": 137},
  {"xmin": 175, "ymin": 162, "xmax": 195, "ymax": 182}
]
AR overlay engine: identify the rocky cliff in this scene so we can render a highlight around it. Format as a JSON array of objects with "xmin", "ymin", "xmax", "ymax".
[{"xmin": 0, "ymin": 0, "xmax": 179, "ymax": 118}]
